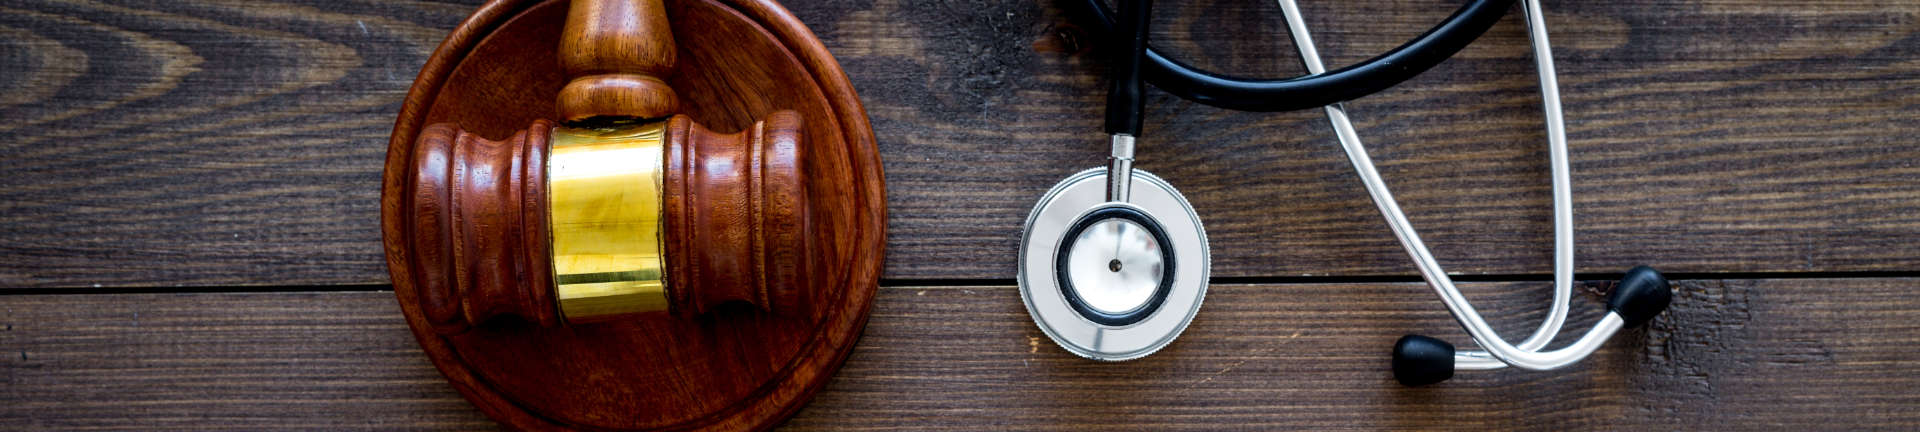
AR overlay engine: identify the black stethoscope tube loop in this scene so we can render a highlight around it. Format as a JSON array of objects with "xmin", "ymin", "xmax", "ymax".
[{"xmin": 1074, "ymin": 0, "xmax": 1517, "ymax": 112}]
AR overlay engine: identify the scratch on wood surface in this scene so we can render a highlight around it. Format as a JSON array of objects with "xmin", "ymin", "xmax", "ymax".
[
  {"xmin": 1188, "ymin": 358, "xmax": 1249, "ymax": 390},
  {"xmin": 1187, "ymin": 331, "xmax": 1302, "ymax": 390}
]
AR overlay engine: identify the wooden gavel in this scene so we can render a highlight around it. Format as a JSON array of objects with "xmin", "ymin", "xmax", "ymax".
[{"xmin": 402, "ymin": 0, "xmax": 819, "ymax": 335}]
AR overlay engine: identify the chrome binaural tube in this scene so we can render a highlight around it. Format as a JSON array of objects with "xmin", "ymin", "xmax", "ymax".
[
  {"xmin": 1452, "ymin": 0, "xmax": 1577, "ymax": 370},
  {"xmin": 1274, "ymin": 0, "xmax": 1603, "ymax": 371}
]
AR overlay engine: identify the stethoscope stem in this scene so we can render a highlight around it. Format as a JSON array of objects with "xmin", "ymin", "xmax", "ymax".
[
  {"xmin": 1108, "ymin": 134, "xmax": 1136, "ymax": 202},
  {"xmin": 1275, "ymin": 0, "xmax": 1601, "ymax": 371}
]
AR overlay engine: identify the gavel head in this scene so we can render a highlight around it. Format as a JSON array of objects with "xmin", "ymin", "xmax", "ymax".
[{"xmin": 403, "ymin": 111, "xmax": 817, "ymax": 335}]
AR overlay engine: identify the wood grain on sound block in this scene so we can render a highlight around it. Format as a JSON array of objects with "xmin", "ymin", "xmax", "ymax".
[{"xmin": 380, "ymin": 0, "xmax": 883, "ymax": 429}]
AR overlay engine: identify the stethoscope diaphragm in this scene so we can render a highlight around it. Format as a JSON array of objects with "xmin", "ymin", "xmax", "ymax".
[{"xmin": 1019, "ymin": 168, "xmax": 1208, "ymax": 361}]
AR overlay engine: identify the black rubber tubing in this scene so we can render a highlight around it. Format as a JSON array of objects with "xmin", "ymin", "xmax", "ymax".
[
  {"xmin": 1075, "ymin": 0, "xmax": 1518, "ymax": 112},
  {"xmin": 1103, "ymin": 0, "xmax": 1152, "ymax": 136}
]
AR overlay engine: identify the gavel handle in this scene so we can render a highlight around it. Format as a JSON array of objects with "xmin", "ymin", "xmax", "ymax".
[{"xmin": 558, "ymin": 0, "xmax": 681, "ymax": 123}]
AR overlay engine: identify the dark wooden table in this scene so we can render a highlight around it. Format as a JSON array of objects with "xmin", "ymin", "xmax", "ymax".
[{"xmin": 5, "ymin": 0, "xmax": 1918, "ymax": 430}]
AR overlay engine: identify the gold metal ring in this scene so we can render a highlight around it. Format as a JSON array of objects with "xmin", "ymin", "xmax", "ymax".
[{"xmin": 547, "ymin": 121, "xmax": 671, "ymax": 320}]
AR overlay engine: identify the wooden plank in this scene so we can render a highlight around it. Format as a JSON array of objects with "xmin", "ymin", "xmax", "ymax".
[
  {"xmin": 0, "ymin": 291, "xmax": 495, "ymax": 430},
  {"xmin": 5, "ymin": 278, "xmax": 1917, "ymax": 430},
  {"xmin": 0, "ymin": 0, "xmax": 483, "ymax": 288},
  {"xmin": 4, "ymin": 0, "xmax": 1918, "ymax": 288}
]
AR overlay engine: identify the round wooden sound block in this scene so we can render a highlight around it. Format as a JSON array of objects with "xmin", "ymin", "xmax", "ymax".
[{"xmin": 379, "ymin": 0, "xmax": 884, "ymax": 429}]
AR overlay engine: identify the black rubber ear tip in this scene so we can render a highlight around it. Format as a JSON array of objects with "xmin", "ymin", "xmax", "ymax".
[
  {"xmin": 1392, "ymin": 335, "xmax": 1456, "ymax": 386},
  {"xmin": 1607, "ymin": 265, "xmax": 1672, "ymax": 329}
]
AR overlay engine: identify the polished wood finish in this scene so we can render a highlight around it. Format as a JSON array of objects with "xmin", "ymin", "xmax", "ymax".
[
  {"xmin": 558, "ymin": 0, "xmax": 680, "ymax": 122},
  {"xmin": 3, "ymin": 0, "xmax": 1919, "ymax": 430},
  {"xmin": 663, "ymin": 111, "xmax": 820, "ymax": 318},
  {"xmin": 402, "ymin": 111, "xmax": 814, "ymax": 334},
  {"xmin": 8, "ymin": 278, "xmax": 1920, "ymax": 430},
  {"xmin": 383, "ymin": 0, "xmax": 882, "ymax": 429},
  {"xmin": 407, "ymin": 120, "xmax": 559, "ymax": 335}
]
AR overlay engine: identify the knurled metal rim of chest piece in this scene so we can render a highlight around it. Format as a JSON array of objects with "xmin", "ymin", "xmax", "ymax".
[{"xmin": 1020, "ymin": 168, "xmax": 1210, "ymax": 361}]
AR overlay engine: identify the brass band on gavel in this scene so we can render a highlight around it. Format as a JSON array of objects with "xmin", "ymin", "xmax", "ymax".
[{"xmin": 547, "ymin": 121, "xmax": 672, "ymax": 320}]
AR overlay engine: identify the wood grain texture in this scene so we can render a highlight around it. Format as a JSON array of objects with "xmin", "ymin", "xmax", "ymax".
[
  {"xmin": 557, "ymin": 0, "xmax": 680, "ymax": 121},
  {"xmin": 5, "ymin": 278, "xmax": 1918, "ymax": 430},
  {"xmin": 0, "ymin": 291, "xmax": 496, "ymax": 430},
  {"xmin": 835, "ymin": 0, "xmax": 1920, "ymax": 279},
  {"xmin": 2, "ymin": 0, "xmax": 1917, "ymax": 288},
  {"xmin": 0, "ymin": 0, "xmax": 486, "ymax": 288}
]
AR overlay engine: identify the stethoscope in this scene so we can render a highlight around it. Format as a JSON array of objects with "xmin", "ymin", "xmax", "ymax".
[{"xmin": 1018, "ymin": 0, "xmax": 1674, "ymax": 385}]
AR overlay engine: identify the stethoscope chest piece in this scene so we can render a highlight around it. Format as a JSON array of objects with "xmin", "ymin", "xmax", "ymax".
[{"xmin": 1020, "ymin": 168, "xmax": 1208, "ymax": 361}]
